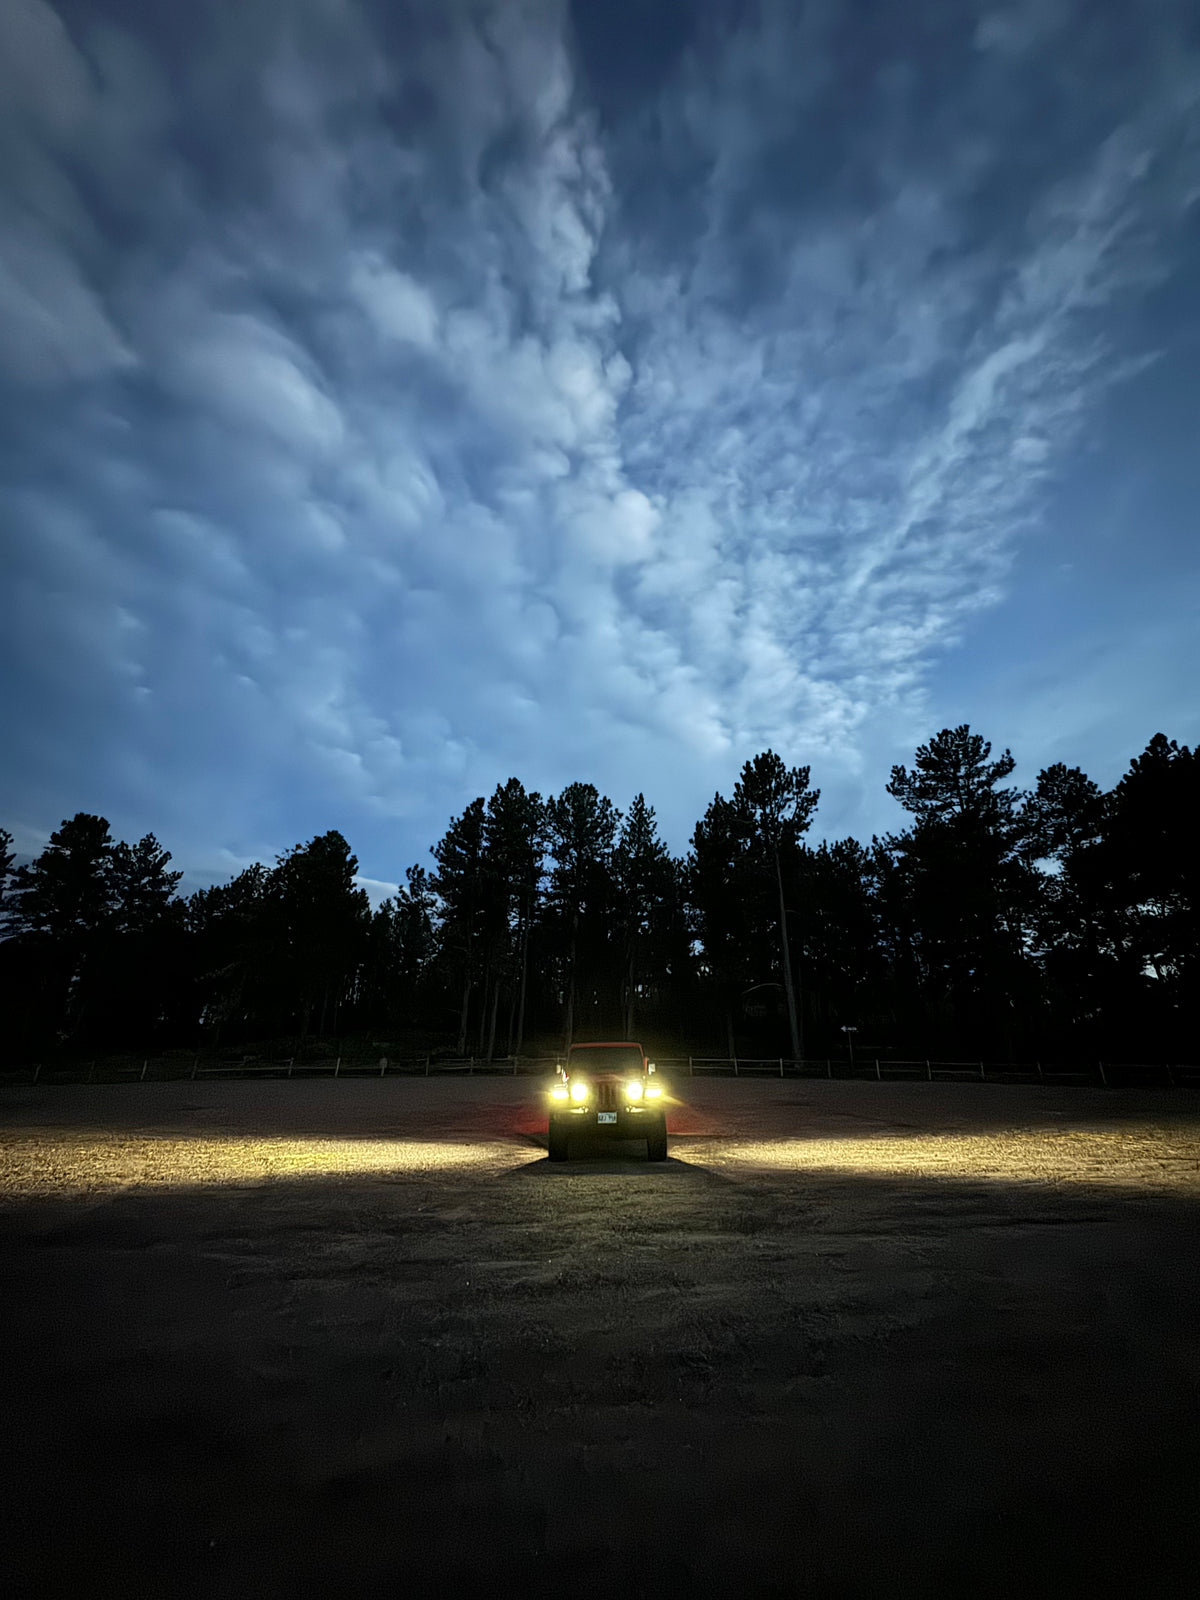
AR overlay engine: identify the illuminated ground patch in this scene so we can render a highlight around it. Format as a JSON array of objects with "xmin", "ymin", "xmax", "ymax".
[
  {"xmin": 0, "ymin": 1134, "xmax": 528, "ymax": 1197},
  {"xmin": 688, "ymin": 1126, "xmax": 1200, "ymax": 1190}
]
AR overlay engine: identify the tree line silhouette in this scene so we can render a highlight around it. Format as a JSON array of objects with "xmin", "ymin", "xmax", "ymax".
[{"xmin": 1, "ymin": 725, "xmax": 1196, "ymax": 1066}]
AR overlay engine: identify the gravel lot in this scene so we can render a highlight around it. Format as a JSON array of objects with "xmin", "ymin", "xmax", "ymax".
[{"xmin": 2, "ymin": 1076, "xmax": 1199, "ymax": 1599}]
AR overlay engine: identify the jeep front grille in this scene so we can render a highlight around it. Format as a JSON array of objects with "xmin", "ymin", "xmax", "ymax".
[{"xmin": 597, "ymin": 1082, "xmax": 619, "ymax": 1110}]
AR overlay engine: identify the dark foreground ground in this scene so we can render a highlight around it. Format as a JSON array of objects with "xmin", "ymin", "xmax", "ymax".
[{"xmin": 1, "ymin": 1077, "xmax": 1198, "ymax": 1599}]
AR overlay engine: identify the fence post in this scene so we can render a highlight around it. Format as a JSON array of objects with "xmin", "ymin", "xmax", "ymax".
[
  {"xmin": 1166, "ymin": 1062, "xmax": 1176, "ymax": 1087},
  {"xmin": 191, "ymin": 1053, "xmax": 199, "ymax": 1080},
  {"xmin": 1097, "ymin": 1060, "xmax": 1107, "ymax": 1087},
  {"xmin": 925, "ymin": 1060, "xmax": 931, "ymax": 1080},
  {"xmin": 1036, "ymin": 1061, "xmax": 1043, "ymax": 1081},
  {"xmin": 379, "ymin": 1056, "xmax": 387, "ymax": 1078},
  {"xmin": 141, "ymin": 1059, "xmax": 149, "ymax": 1081},
  {"xmin": 979, "ymin": 1060, "xmax": 985, "ymax": 1081},
  {"xmin": 875, "ymin": 1058, "xmax": 881, "ymax": 1081},
  {"xmin": 88, "ymin": 1060, "xmax": 96, "ymax": 1083},
  {"xmin": 733, "ymin": 1056, "xmax": 739, "ymax": 1077},
  {"xmin": 779, "ymin": 1057, "xmax": 784, "ymax": 1078},
  {"xmin": 826, "ymin": 1057, "xmax": 832, "ymax": 1078},
  {"xmin": 425, "ymin": 1055, "xmax": 430, "ymax": 1077},
  {"xmin": 689, "ymin": 1056, "xmax": 694, "ymax": 1076},
  {"xmin": 334, "ymin": 1057, "xmax": 340, "ymax": 1077},
  {"xmin": 32, "ymin": 1063, "xmax": 40, "ymax": 1084},
  {"xmin": 287, "ymin": 1058, "xmax": 293, "ymax": 1078}
]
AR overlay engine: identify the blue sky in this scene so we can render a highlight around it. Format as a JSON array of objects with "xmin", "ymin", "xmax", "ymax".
[{"xmin": 2, "ymin": 0, "xmax": 1198, "ymax": 903}]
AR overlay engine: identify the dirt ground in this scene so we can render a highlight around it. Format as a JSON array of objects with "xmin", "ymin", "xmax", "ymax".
[{"xmin": 2, "ymin": 1076, "xmax": 1199, "ymax": 1599}]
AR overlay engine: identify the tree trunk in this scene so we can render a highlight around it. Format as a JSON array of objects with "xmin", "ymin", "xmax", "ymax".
[
  {"xmin": 485, "ymin": 981, "xmax": 500, "ymax": 1062},
  {"xmin": 564, "ymin": 914, "xmax": 578, "ymax": 1051},
  {"xmin": 774, "ymin": 846, "xmax": 803, "ymax": 1064},
  {"xmin": 623, "ymin": 944, "xmax": 637, "ymax": 1038},
  {"xmin": 564, "ymin": 974, "xmax": 575, "ymax": 1052},
  {"xmin": 476, "ymin": 951, "xmax": 492, "ymax": 1056},
  {"xmin": 506, "ymin": 981, "xmax": 519, "ymax": 1058},
  {"xmin": 514, "ymin": 912, "xmax": 530, "ymax": 1058},
  {"xmin": 456, "ymin": 968, "xmax": 471, "ymax": 1057}
]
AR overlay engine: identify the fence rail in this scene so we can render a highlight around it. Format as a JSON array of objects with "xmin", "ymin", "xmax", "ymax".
[{"xmin": 3, "ymin": 1053, "xmax": 1197, "ymax": 1088}]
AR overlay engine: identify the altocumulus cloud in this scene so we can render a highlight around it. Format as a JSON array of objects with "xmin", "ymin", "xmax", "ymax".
[{"xmin": 1, "ymin": 0, "xmax": 1198, "ymax": 885}]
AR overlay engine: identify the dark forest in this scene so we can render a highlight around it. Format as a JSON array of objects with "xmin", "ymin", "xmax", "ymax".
[{"xmin": 2, "ymin": 725, "xmax": 1196, "ymax": 1069}]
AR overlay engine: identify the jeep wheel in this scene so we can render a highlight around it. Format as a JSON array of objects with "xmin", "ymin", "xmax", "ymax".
[
  {"xmin": 548, "ymin": 1119, "xmax": 570, "ymax": 1162},
  {"xmin": 646, "ymin": 1121, "xmax": 668, "ymax": 1162}
]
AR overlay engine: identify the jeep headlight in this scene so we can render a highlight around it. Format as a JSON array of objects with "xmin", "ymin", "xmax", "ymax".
[
  {"xmin": 570, "ymin": 1079, "xmax": 589, "ymax": 1102},
  {"xmin": 624, "ymin": 1078, "xmax": 644, "ymax": 1099}
]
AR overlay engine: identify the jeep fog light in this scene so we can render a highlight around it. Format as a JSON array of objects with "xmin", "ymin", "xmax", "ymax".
[
  {"xmin": 645, "ymin": 1082, "xmax": 662, "ymax": 1098},
  {"xmin": 551, "ymin": 1085, "xmax": 569, "ymax": 1100},
  {"xmin": 624, "ymin": 1079, "xmax": 644, "ymax": 1099},
  {"xmin": 570, "ymin": 1080, "xmax": 589, "ymax": 1102}
]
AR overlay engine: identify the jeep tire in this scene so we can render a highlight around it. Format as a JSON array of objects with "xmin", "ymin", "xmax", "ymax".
[
  {"xmin": 548, "ymin": 1117, "xmax": 570, "ymax": 1162},
  {"xmin": 646, "ymin": 1119, "xmax": 668, "ymax": 1161}
]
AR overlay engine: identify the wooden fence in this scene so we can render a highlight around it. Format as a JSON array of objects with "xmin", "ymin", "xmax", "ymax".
[{"xmin": 4, "ymin": 1054, "xmax": 1197, "ymax": 1088}]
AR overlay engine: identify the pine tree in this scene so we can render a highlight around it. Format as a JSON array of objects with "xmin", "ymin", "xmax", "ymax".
[
  {"xmin": 111, "ymin": 834, "xmax": 183, "ymax": 934},
  {"xmin": 883, "ymin": 728, "xmax": 1040, "ymax": 1057},
  {"xmin": 1089, "ymin": 735, "xmax": 1199, "ymax": 1052},
  {"xmin": 544, "ymin": 783, "xmax": 621, "ymax": 1047},
  {"xmin": 6, "ymin": 814, "xmax": 118, "ymax": 1042},
  {"xmin": 689, "ymin": 793, "xmax": 761, "ymax": 1057},
  {"xmin": 482, "ymin": 780, "xmax": 545, "ymax": 1059},
  {"xmin": 796, "ymin": 838, "xmax": 889, "ymax": 1047},
  {"xmin": 188, "ymin": 862, "xmax": 274, "ymax": 1042},
  {"xmin": 886, "ymin": 725, "xmax": 1022, "ymax": 828},
  {"xmin": 0, "ymin": 828, "xmax": 14, "ymax": 938},
  {"xmin": 612, "ymin": 794, "xmax": 674, "ymax": 1037},
  {"xmin": 362, "ymin": 866, "xmax": 437, "ymax": 1033},
  {"xmin": 430, "ymin": 798, "xmax": 488, "ymax": 1056},
  {"xmin": 269, "ymin": 831, "xmax": 370, "ymax": 1039},
  {"xmin": 733, "ymin": 752, "xmax": 820, "ymax": 1064}
]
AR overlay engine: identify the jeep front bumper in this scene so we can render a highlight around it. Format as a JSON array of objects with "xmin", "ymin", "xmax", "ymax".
[{"xmin": 551, "ymin": 1105, "xmax": 664, "ymax": 1136}]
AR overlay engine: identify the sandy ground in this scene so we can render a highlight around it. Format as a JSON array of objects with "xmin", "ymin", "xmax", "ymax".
[{"xmin": 1, "ymin": 1076, "xmax": 1199, "ymax": 1599}]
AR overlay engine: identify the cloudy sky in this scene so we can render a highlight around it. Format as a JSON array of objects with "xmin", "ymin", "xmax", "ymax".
[{"xmin": 2, "ymin": 0, "xmax": 1198, "ymax": 900}]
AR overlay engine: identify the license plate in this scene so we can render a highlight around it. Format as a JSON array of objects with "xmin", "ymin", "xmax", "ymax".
[{"xmin": 597, "ymin": 1111, "xmax": 617, "ymax": 1124}]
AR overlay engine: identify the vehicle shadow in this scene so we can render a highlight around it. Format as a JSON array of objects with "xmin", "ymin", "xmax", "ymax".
[{"xmin": 512, "ymin": 1132, "xmax": 727, "ymax": 1179}]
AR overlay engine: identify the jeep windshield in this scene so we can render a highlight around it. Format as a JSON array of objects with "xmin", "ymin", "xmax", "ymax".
[{"xmin": 567, "ymin": 1046, "xmax": 644, "ymax": 1074}]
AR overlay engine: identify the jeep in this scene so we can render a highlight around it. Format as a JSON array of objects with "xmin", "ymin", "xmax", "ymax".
[{"xmin": 547, "ymin": 1041, "xmax": 667, "ymax": 1161}]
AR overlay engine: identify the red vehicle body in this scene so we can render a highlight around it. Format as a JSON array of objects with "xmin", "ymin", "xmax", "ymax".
[{"xmin": 547, "ymin": 1041, "xmax": 667, "ymax": 1161}]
